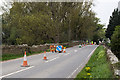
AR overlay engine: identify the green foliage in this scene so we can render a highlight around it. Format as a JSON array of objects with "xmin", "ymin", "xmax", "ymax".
[
  {"xmin": 2, "ymin": 53, "xmax": 23, "ymax": 61},
  {"xmin": 111, "ymin": 26, "xmax": 120, "ymax": 59},
  {"xmin": 76, "ymin": 46, "xmax": 113, "ymax": 78},
  {"xmin": 105, "ymin": 9, "xmax": 120, "ymax": 39},
  {"xmin": 2, "ymin": 51, "xmax": 44, "ymax": 61},
  {"xmin": 2, "ymin": 2, "xmax": 101, "ymax": 45},
  {"xmin": 113, "ymin": 62, "xmax": 120, "ymax": 71},
  {"xmin": 92, "ymin": 24, "xmax": 105, "ymax": 44}
]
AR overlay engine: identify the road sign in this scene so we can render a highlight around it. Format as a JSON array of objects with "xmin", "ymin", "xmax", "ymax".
[{"xmin": 56, "ymin": 45, "xmax": 62, "ymax": 52}]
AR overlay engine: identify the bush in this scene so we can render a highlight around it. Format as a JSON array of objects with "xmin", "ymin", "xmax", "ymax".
[
  {"xmin": 111, "ymin": 26, "xmax": 120, "ymax": 59},
  {"xmin": 106, "ymin": 43, "xmax": 111, "ymax": 48}
]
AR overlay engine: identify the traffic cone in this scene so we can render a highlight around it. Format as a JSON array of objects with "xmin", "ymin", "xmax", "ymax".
[
  {"xmin": 82, "ymin": 43, "xmax": 83, "ymax": 47},
  {"xmin": 43, "ymin": 51, "xmax": 47, "ymax": 60},
  {"xmin": 21, "ymin": 51, "xmax": 30, "ymax": 67},
  {"xmin": 63, "ymin": 47, "xmax": 66, "ymax": 53},
  {"xmin": 79, "ymin": 45, "xmax": 81, "ymax": 48}
]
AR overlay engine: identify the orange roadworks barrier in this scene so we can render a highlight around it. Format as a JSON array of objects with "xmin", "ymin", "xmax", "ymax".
[
  {"xmin": 63, "ymin": 47, "xmax": 66, "ymax": 53},
  {"xmin": 21, "ymin": 51, "xmax": 30, "ymax": 67},
  {"xmin": 43, "ymin": 51, "xmax": 47, "ymax": 60},
  {"xmin": 50, "ymin": 45, "xmax": 55, "ymax": 53},
  {"xmin": 50, "ymin": 45, "xmax": 53, "ymax": 52}
]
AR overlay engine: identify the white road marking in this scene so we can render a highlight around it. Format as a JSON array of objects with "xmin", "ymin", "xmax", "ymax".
[
  {"xmin": 67, "ymin": 63, "xmax": 83, "ymax": 78},
  {"xmin": 65, "ymin": 53, "xmax": 70, "ymax": 55},
  {"xmin": 87, "ymin": 46, "xmax": 98, "ymax": 58},
  {"xmin": 67, "ymin": 46, "xmax": 98, "ymax": 78},
  {"xmin": 0, "ymin": 66, "xmax": 34, "ymax": 78},
  {"xmin": 45, "ymin": 57, "xmax": 59, "ymax": 63},
  {"xmin": 74, "ymin": 50, "xmax": 78, "ymax": 52}
]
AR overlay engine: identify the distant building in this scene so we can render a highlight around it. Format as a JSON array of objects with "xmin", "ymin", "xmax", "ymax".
[{"xmin": 118, "ymin": 1, "xmax": 120, "ymax": 11}]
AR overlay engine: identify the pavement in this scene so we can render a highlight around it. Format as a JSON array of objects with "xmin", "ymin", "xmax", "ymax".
[{"xmin": 1, "ymin": 45, "xmax": 98, "ymax": 79}]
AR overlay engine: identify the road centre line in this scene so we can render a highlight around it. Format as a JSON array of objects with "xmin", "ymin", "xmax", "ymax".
[
  {"xmin": 65, "ymin": 53, "xmax": 70, "ymax": 56},
  {"xmin": 74, "ymin": 50, "xmax": 78, "ymax": 52},
  {"xmin": 0, "ymin": 66, "xmax": 34, "ymax": 78},
  {"xmin": 67, "ymin": 46, "xmax": 98, "ymax": 78},
  {"xmin": 45, "ymin": 52, "xmax": 70, "ymax": 62},
  {"xmin": 45, "ymin": 57, "xmax": 59, "ymax": 63}
]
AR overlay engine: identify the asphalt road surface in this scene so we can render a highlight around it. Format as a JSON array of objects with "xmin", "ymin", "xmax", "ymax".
[{"xmin": 1, "ymin": 45, "xmax": 98, "ymax": 79}]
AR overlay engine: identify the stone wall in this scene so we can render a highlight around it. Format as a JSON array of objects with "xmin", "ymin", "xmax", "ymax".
[
  {"xmin": 2, "ymin": 44, "xmax": 50, "ymax": 54},
  {"xmin": 2, "ymin": 42, "xmax": 80, "ymax": 55},
  {"xmin": 106, "ymin": 48, "xmax": 120, "ymax": 77}
]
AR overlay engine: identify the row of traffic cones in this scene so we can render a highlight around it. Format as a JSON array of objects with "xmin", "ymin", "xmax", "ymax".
[
  {"xmin": 21, "ymin": 51, "xmax": 48, "ymax": 67},
  {"xmin": 21, "ymin": 51, "xmax": 47, "ymax": 67},
  {"xmin": 79, "ymin": 44, "xmax": 86, "ymax": 48},
  {"xmin": 21, "ymin": 48, "xmax": 66, "ymax": 67}
]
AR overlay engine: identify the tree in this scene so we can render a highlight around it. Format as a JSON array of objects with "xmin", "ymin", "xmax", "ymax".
[
  {"xmin": 92, "ymin": 24, "xmax": 105, "ymax": 44},
  {"xmin": 105, "ymin": 9, "xmax": 120, "ymax": 39},
  {"xmin": 2, "ymin": 2, "xmax": 101, "ymax": 45},
  {"xmin": 111, "ymin": 26, "xmax": 120, "ymax": 59}
]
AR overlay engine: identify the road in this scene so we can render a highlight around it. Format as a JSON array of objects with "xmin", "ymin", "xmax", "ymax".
[{"xmin": 1, "ymin": 45, "xmax": 98, "ymax": 79}]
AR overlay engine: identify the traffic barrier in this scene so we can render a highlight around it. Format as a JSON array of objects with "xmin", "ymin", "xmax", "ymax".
[
  {"xmin": 43, "ymin": 51, "xmax": 47, "ymax": 60},
  {"xmin": 56, "ymin": 45, "xmax": 63, "ymax": 53},
  {"xmin": 50, "ymin": 45, "xmax": 55, "ymax": 53},
  {"xmin": 50, "ymin": 45, "xmax": 52, "ymax": 52},
  {"xmin": 21, "ymin": 51, "xmax": 30, "ymax": 67}
]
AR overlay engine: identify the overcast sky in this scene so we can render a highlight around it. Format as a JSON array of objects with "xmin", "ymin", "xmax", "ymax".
[
  {"xmin": 93, "ymin": 0, "xmax": 120, "ymax": 28},
  {"xmin": 0, "ymin": 0, "xmax": 120, "ymax": 28}
]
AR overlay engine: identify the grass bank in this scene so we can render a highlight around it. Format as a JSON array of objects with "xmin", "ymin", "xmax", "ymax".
[
  {"xmin": 2, "ymin": 48, "xmax": 53, "ymax": 61},
  {"xmin": 2, "ymin": 50, "xmax": 45, "ymax": 61},
  {"xmin": 76, "ymin": 46, "xmax": 114, "ymax": 79}
]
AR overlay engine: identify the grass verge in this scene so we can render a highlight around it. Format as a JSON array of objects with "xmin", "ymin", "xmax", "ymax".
[
  {"xmin": 76, "ymin": 45, "xmax": 114, "ymax": 79},
  {"xmin": 2, "ymin": 50, "xmax": 45, "ymax": 61}
]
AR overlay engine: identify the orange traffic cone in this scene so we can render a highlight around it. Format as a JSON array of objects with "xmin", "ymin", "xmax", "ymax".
[
  {"xmin": 43, "ymin": 51, "xmax": 47, "ymax": 60},
  {"xmin": 82, "ymin": 44, "xmax": 83, "ymax": 47},
  {"xmin": 21, "ymin": 51, "xmax": 30, "ymax": 67},
  {"xmin": 63, "ymin": 47, "xmax": 66, "ymax": 53}
]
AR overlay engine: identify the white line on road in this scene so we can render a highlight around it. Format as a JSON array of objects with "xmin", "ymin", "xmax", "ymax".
[
  {"xmin": 65, "ymin": 53, "xmax": 70, "ymax": 56},
  {"xmin": 0, "ymin": 66, "xmax": 34, "ymax": 78},
  {"xmin": 67, "ymin": 63, "xmax": 83, "ymax": 78},
  {"xmin": 74, "ymin": 50, "xmax": 78, "ymax": 52},
  {"xmin": 45, "ymin": 57, "xmax": 59, "ymax": 63},
  {"xmin": 67, "ymin": 46, "xmax": 98, "ymax": 78},
  {"xmin": 87, "ymin": 46, "xmax": 98, "ymax": 59}
]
